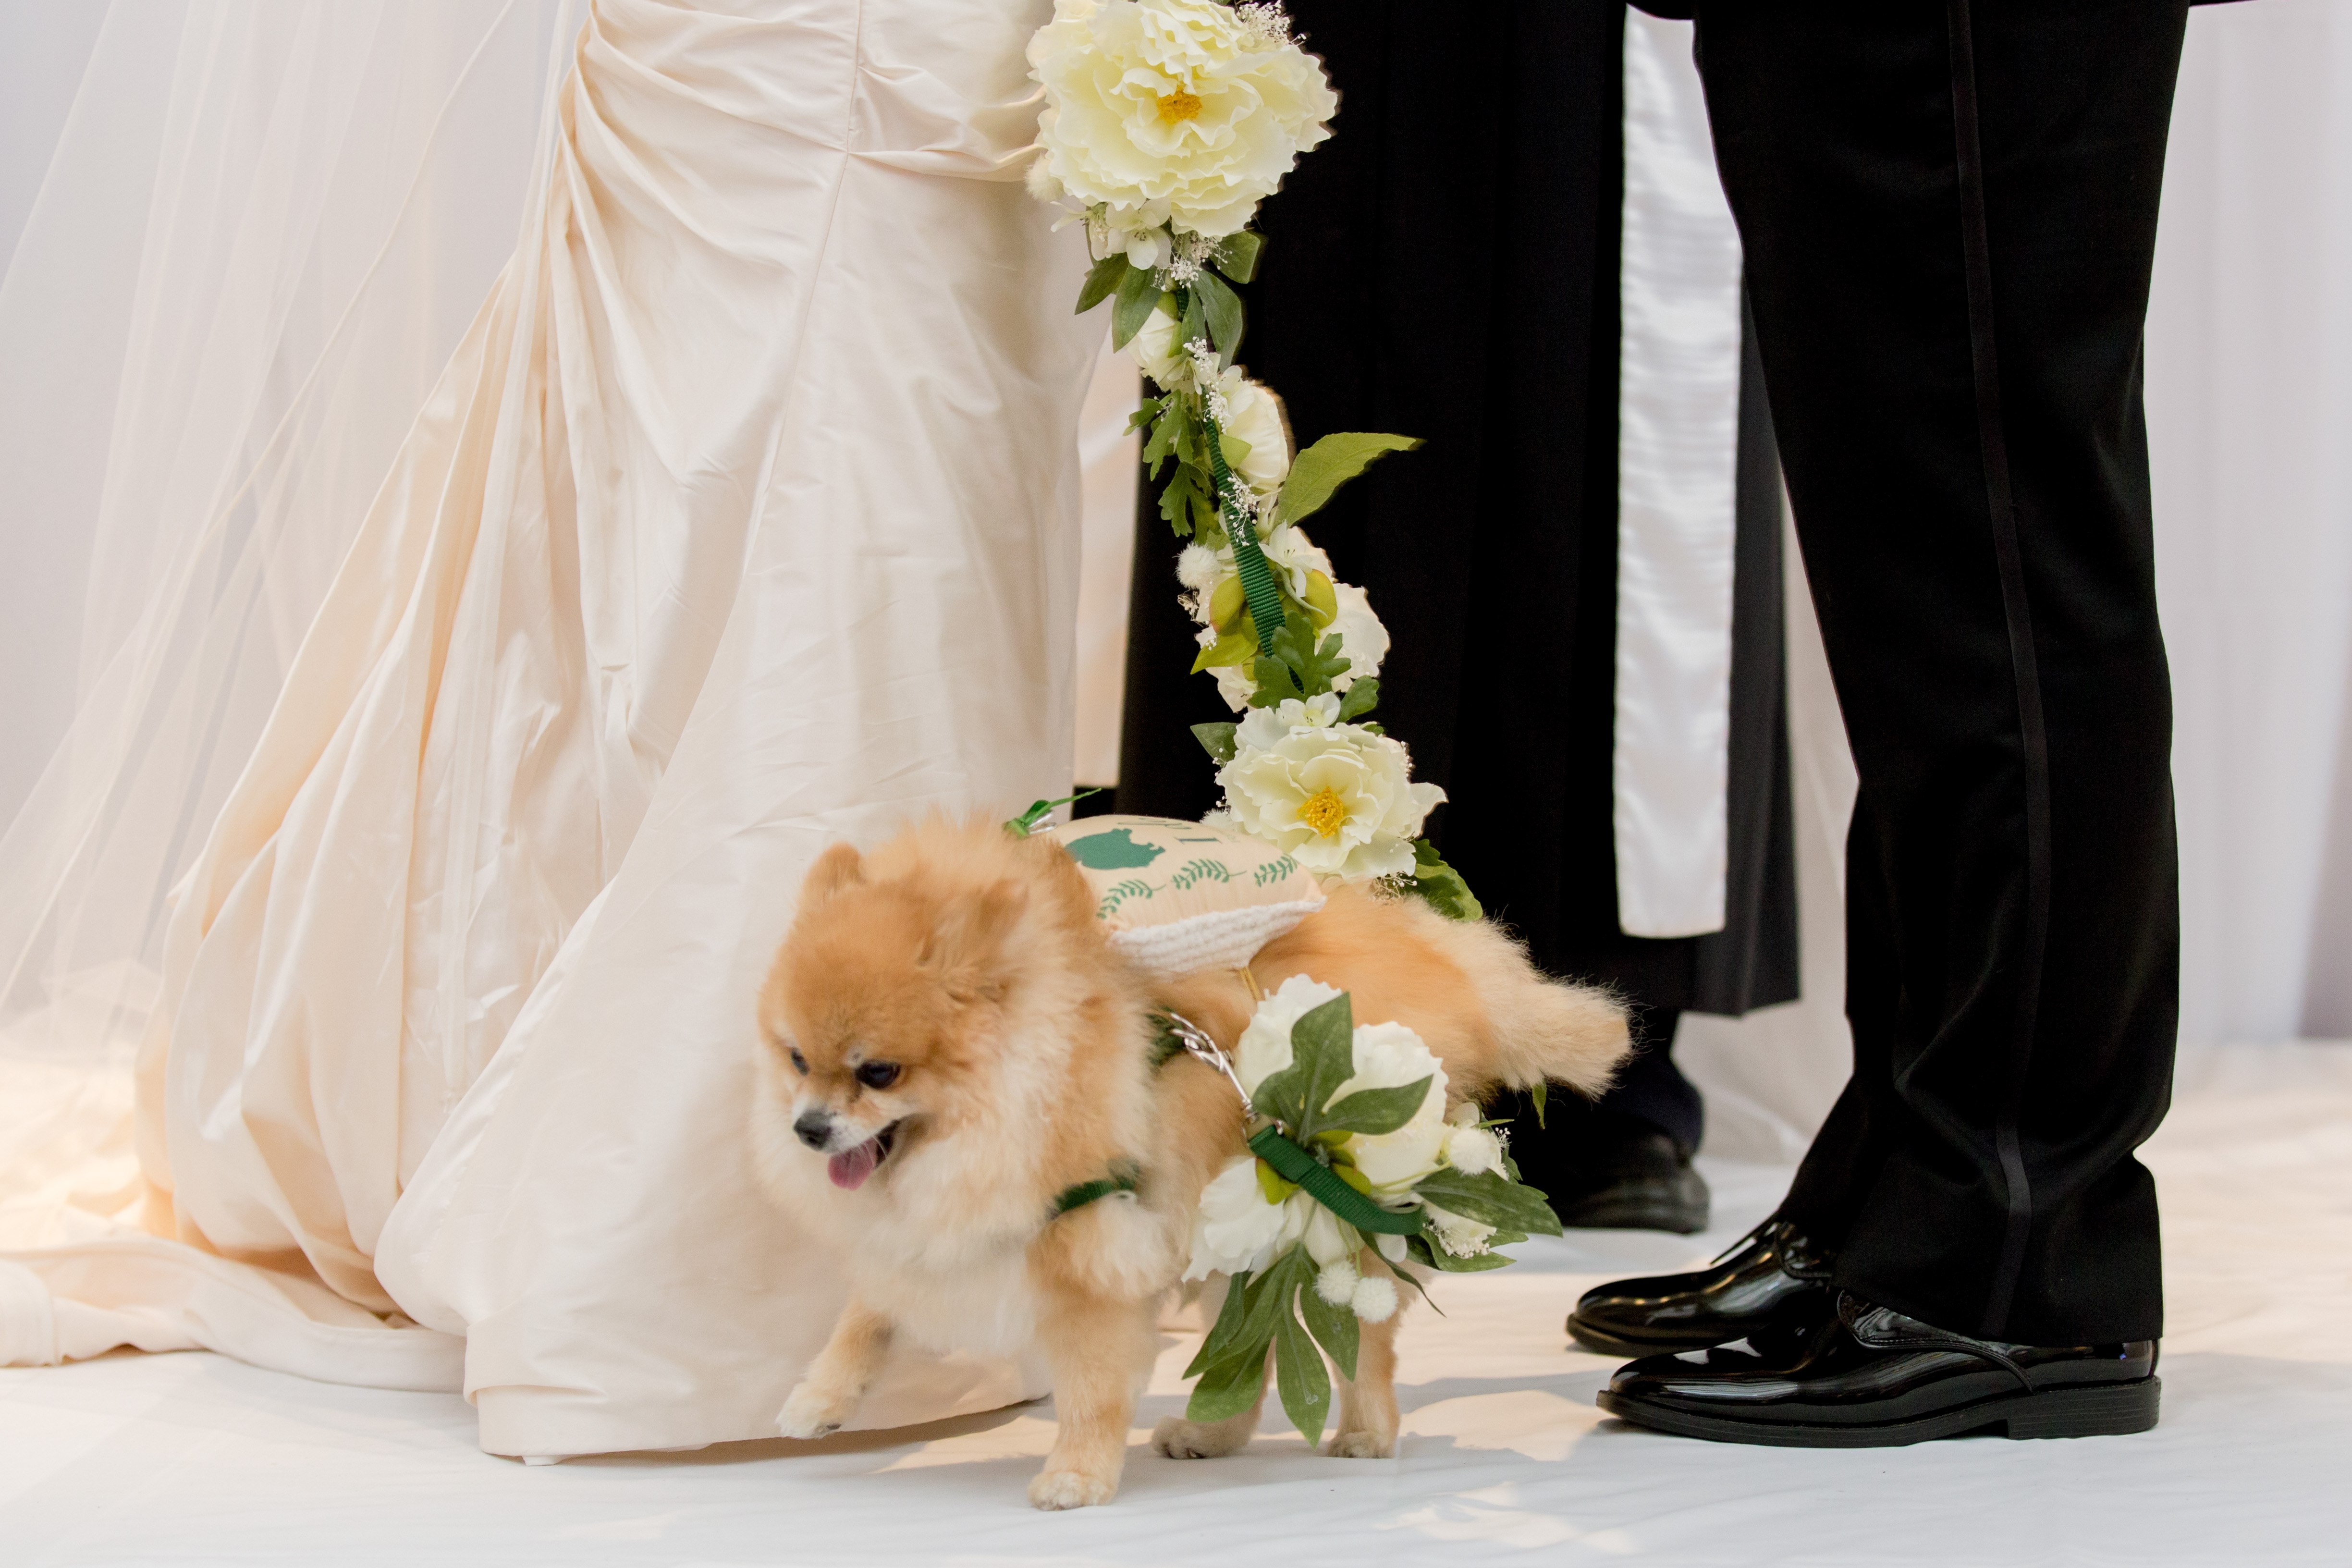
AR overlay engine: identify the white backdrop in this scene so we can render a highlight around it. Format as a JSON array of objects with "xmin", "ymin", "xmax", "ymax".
[{"xmin": 1, "ymin": 3, "xmax": 2346, "ymax": 1157}]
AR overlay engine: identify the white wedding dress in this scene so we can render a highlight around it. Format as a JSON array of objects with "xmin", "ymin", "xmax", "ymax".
[{"xmin": 0, "ymin": 0, "xmax": 1097, "ymax": 1458}]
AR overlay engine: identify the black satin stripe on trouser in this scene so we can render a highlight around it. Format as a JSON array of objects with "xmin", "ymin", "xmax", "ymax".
[{"xmin": 1690, "ymin": 0, "xmax": 2186, "ymax": 1344}]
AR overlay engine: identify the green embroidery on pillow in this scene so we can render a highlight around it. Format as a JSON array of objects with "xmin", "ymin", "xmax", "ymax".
[
  {"xmin": 1169, "ymin": 857, "xmax": 1234, "ymax": 890},
  {"xmin": 1096, "ymin": 877, "xmax": 1159, "ymax": 919},
  {"xmin": 1254, "ymin": 855, "xmax": 1299, "ymax": 886},
  {"xmin": 1063, "ymin": 827, "xmax": 1165, "ymax": 870}
]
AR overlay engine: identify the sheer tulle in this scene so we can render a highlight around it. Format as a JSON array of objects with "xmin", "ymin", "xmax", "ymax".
[
  {"xmin": 0, "ymin": 0, "xmax": 576, "ymax": 1384},
  {"xmin": 2, "ymin": 0, "xmax": 1100, "ymax": 1456}
]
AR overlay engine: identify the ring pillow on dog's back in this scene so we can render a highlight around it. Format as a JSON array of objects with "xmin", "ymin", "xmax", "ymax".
[{"xmin": 1043, "ymin": 816, "xmax": 1324, "ymax": 977}]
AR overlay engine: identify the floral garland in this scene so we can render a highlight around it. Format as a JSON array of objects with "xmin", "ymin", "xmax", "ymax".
[
  {"xmin": 1026, "ymin": 0, "xmax": 1477, "ymax": 914},
  {"xmin": 1165, "ymin": 980, "xmax": 1562, "ymax": 1444},
  {"xmin": 1027, "ymin": 0, "xmax": 1555, "ymax": 1446}
]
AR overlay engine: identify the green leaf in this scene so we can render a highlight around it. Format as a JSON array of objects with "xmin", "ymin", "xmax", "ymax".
[
  {"xmin": 1190, "ymin": 629, "xmax": 1258, "ymax": 674},
  {"xmin": 1381, "ymin": 1254, "xmax": 1442, "ymax": 1315},
  {"xmin": 1255, "ymin": 992, "xmax": 1355, "ymax": 1141},
  {"xmin": 1139, "ymin": 404, "xmax": 1180, "ymax": 475},
  {"xmin": 1529, "ymin": 1082, "xmax": 1548, "ymax": 1130},
  {"xmin": 1247, "ymin": 1247, "xmax": 1314, "ymax": 1341},
  {"xmin": 1271, "ymin": 1283, "xmax": 1331, "ymax": 1446},
  {"xmin": 1245, "ymin": 651, "xmax": 1304, "ymax": 708},
  {"xmin": 1214, "ymin": 230, "xmax": 1264, "ymax": 284},
  {"xmin": 1408, "ymin": 1229, "xmax": 1519, "ymax": 1273},
  {"xmin": 1246, "ymin": 622, "xmax": 1352, "ymax": 708},
  {"xmin": 1174, "ymin": 412, "xmax": 1208, "ymax": 467},
  {"xmin": 1412, "ymin": 1168, "xmax": 1563, "ymax": 1237},
  {"xmin": 1125, "ymin": 395, "xmax": 1165, "ymax": 437},
  {"xmin": 1184, "ymin": 1249, "xmax": 1304, "ymax": 1410},
  {"xmin": 1400, "ymin": 838, "xmax": 1484, "ymax": 921},
  {"xmin": 1336, "ymin": 677, "xmax": 1381, "ymax": 722},
  {"xmin": 1191, "ymin": 722, "xmax": 1239, "ymax": 764},
  {"xmin": 1178, "ymin": 289, "xmax": 1208, "ymax": 366},
  {"xmin": 1112, "ymin": 269, "xmax": 1164, "ymax": 351},
  {"xmin": 1193, "ymin": 268, "xmax": 1245, "ymax": 362},
  {"xmin": 1186, "ymin": 1335, "xmax": 1270, "ymax": 1422},
  {"xmin": 1298, "ymin": 1274, "xmax": 1360, "ymax": 1383},
  {"xmin": 1317, "ymin": 1075, "xmax": 1435, "ymax": 1139},
  {"xmin": 1077, "ymin": 254, "xmax": 1129, "ymax": 315},
  {"xmin": 1273, "ymin": 432, "xmax": 1422, "ymax": 529},
  {"xmin": 1184, "ymin": 1267, "xmax": 1258, "ymax": 1379},
  {"xmin": 1156, "ymin": 463, "xmax": 1207, "ymax": 536}
]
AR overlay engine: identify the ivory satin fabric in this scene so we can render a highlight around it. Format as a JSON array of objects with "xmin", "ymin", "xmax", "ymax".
[{"xmin": 2, "ymin": 0, "xmax": 1099, "ymax": 1457}]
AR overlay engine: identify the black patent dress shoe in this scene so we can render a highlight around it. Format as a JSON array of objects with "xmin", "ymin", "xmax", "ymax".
[
  {"xmin": 1549, "ymin": 1127, "xmax": 1709, "ymax": 1234},
  {"xmin": 1567, "ymin": 1216, "xmax": 1834, "ymax": 1357},
  {"xmin": 1597, "ymin": 1291, "xmax": 2161, "ymax": 1447}
]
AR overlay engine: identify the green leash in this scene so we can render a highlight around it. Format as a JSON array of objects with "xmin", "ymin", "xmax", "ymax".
[{"xmin": 1248, "ymin": 1124, "xmax": 1425, "ymax": 1237}]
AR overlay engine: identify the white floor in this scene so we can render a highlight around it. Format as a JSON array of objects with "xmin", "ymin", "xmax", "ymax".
[{"xmin": 5, "ymin": 1041, "xmax": 2347, "ymax": 1567}]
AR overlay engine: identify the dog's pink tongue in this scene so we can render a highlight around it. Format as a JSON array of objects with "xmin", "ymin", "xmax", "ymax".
[{"xmin": 828, "ymin": 1138, "xmax": 882, "ymax": 1191}]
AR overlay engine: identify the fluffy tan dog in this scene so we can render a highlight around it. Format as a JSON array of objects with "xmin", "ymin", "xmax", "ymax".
[{"xmin": 751, "ymin": 814, "xmax": 1627, "ymax": 1510}]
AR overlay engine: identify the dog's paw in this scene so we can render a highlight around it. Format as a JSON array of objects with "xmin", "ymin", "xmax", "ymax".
[
  {"xmin": 1029, "ymin": 1468, "xmax": 1117, "ymax": 1511},
  {"xmin": 775, "ymin": 1383, "xmax": 851, "ymax": 1441},
  {"xmin": 1327, "ymin": 1427, "xmax": 1396, "ymax": 1459},
  {"xmin": 1152, "ymin": 1415, "xmax": 1250, "ymax": 1460}
]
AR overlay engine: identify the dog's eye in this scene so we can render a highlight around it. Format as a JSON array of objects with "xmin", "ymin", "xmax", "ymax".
[
  {"xmin": 787, "ymin": 1047, "xmax": 808, "ymax": 1075},
  {"xmin": 855, "ymin": 1061, "xmax": 901, "ymax": 1090}
]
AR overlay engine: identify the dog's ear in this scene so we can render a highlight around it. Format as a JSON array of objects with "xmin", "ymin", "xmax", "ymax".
[
  {"xmin": 802, "ymin": 842, "xmax": 864, "ymax": 902},
  {"xmin": 920, "ymin": 878, "xmax": 1029, "ymax": 1003}
]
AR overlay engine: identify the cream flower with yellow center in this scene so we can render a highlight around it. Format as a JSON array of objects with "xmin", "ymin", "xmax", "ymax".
[
  {"xmin": 1027, "ymin": 0, "xmax": 1338, "ymax": 239},
  {"xmin": 1219, "ymin": 698, "xmax": 1443, "ymax": 879}
]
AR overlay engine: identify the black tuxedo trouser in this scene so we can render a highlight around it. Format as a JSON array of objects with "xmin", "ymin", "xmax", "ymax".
[{"xmin": 1690, "ymin": 0, "xmax": 2188, "ymax": 1344}]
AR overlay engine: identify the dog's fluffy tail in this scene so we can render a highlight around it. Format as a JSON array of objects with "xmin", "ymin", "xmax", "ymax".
[{"xmin": 1411, "ymin": 905, "xmax": 1630, "ymax": 1101}]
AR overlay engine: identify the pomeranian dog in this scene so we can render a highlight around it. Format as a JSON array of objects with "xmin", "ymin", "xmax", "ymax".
[{"xmin": 750, "ymin": 814, "xmax": 1627, "ymax": 1510}]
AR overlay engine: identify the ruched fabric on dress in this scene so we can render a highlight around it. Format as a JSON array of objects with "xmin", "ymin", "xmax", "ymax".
[{"xmin": 2, "ymin": 0, "xmax": 1098, "ymax": 1458}]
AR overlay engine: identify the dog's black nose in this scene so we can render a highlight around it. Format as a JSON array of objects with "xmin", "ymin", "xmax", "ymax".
[{"xmin": 792, "ymin": 1111, "xmax": 833, "ymax": 1151}]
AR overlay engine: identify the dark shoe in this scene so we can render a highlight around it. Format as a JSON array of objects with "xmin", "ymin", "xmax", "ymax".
[
  {"xmin": 1567, "ymin": 1216, "xmax": 1833, "ymax": 1357},
  {"xmin": 1597, "ymin": 1291, "xmax": 2161, "ymax": 1447},
  {"xmin": 1548, "ymin": 1126, "xmax": 1709, "ymax": 1234}
]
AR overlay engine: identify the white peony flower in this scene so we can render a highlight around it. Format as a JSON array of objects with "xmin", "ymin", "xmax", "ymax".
[
  {"xmin": 1332, "ymin": 1021, "xmax": 1451, "ymax": 1195},
  {"xmin": 1185, "ymin": 1154, "xmax": 1288, "ymax": 1279},
  {"xmin": 1423, "ymin": 1202, "xmax": 1496, "ymax": 1260},
  {"xmin": 1211, "ymin": 367, "xmax": 1291, "ymax": 495},
  {"xmin": 1274, "ymin": 1187, "xmax": 1313, "ymax": 1252},
  {"xmin": 1219, "ymin": 712, "xmax": 1445, "ymax": 880},
  {"xmin": 1127, "ymin": 299, "xmax": 1198, "ymax": 391},
  {"xmin": 1441, "ymin": 1124, "xmax": 1504, "ymax": 1178},
  {"xmin": 1333, "ymin": 1020, "xmax": 1447, "ymax": 1107},
  {"xmin": 1350, "ymin": 1274, "xmax": 1399, "ymax": 1323},
  {"xmin": 1206, "ymin": 641, "xmax": 1256, "ymax": 711},
  {"xmin": 1325, "ymin": 580, "xmax": 1389, "ymax": 685},
  {"xmin": 1302, "ymin": 1199, "xmax": 1357, "ymax": 1268},
  {"xmin": 1232, "ymin": 972, "xmax": 1342, "ymax": 1097},
  {"xmin": 1027, "ymin": 0, "xmax": 1338, "ymax": 240},
  {"xmin": 1234, "ymin": 692, "xmax": 1340, "ymax": 751}
]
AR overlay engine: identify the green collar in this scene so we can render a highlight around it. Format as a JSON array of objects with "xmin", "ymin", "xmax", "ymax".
[{"xmin": 1050, "ymin": 1158, "xmax": 1142, "ymax": 1219}]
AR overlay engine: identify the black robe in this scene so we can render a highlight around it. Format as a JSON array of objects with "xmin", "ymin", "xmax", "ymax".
[{"xmin": 1110, "ymin": 2, "xmax": 1798, "ymax": 1025}]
